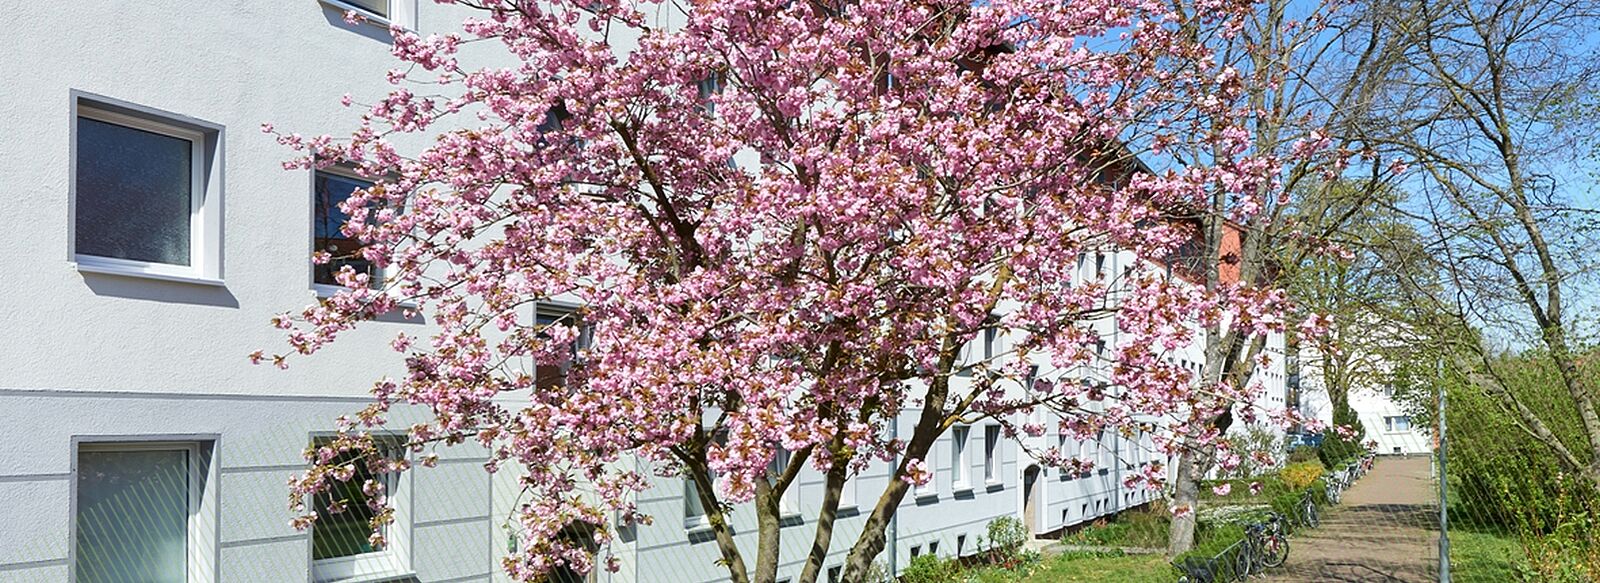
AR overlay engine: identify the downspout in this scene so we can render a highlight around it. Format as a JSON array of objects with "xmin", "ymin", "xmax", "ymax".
[
  {"xmin": 888, "ymin": 415, "xmax": 899, "ymax": 577},
  {"xmin": 1112, "ymin": 252, "xmax": 1122, "ymax": 515}
]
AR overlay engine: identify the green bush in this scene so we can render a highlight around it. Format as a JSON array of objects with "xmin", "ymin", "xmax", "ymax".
[
  {"xmin": 901, "ymin": 553, "xmax": 959, "ymax": 583},
  {"xmin": 986, "ymin": 515, "xmax": 1028, "ymax": 556}
]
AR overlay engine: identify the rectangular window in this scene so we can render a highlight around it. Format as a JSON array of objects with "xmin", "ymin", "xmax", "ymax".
[
  {"xmin": 838, "ymin": 475, "xmax": 857, "ymax": 509},
  {"xmin": 327, "ymin": 0, "xmax": 389, "ymax": 18},
  {"xmin": 983, "ymin": 425, "xmax": 1001, "ymax": 483},
  {"xmin": 74, "ymin": 441, "xmax": 215, "ymax": 583},
  {"xmin": 951, "ymin": 426, "xmax": 971, "ymax": 489},
  {"xmin": 533, "ymin": 305, "xmax": 591, "ymax": 391},
  {"xmin": 684, "ymin": 477, "xmax": 707, "ymax": 523},
  {"xmin": 768, "ymin": 447, "xmax": 800, "ymax": 516},
  {"xmin": 1384, "ymin": 416, "xmax": 1412, "ymax": 432},
  {"xmin": 310, "ymin": 436, "xmax": 409, "ymax": 581},
  {"xmin": 73, "ymin": 99, "xmax": 221, "ymax": 284},
  {"xmin": 312, "ymin": 168, "xmax": 384, "ymax": 290}
]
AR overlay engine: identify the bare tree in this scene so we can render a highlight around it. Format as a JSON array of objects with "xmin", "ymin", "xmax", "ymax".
[
  {"xmin": 1370, "ymin": 0, "xmax": 1600, "ymax": 486},
  {"xmin": 1161, "ymin": 0, "xmax": 1417, "ymax": 554}
]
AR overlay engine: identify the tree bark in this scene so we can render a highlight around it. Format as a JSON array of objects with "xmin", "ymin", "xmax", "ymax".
[
  {"xmin": 797, "ymin": 439, "xmax": 851, "ymax": 583},
  {"xmin": 839, "ymin": 377, "xmax": 953, "ymax": 581}
]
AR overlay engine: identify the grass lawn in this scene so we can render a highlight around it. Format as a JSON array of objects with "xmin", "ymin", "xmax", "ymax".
[
  {"xmin": 964, "ymin": 551, "xmax": 1175, "ymax": 583},
  {"xmin": 1449, "ymin": 529, "xmax": 1526, "ymax": 581}
]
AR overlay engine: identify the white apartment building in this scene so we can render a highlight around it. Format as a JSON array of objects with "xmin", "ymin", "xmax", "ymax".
[
  {"xmin": 0, "ymin": 3, "xmax": 1284, "ymax": 583},
  {"xmin": 1297, "ymin": 343, "xmax": 1430, "ymax": 456}
]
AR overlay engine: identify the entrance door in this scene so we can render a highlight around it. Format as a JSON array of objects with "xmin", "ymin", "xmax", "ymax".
[{"xmin": 1022, "ymin": 465, "xmax": 1041, "ymax": 535}]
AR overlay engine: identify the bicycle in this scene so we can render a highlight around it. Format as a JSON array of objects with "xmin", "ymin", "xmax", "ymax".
[
  {"xmin": 1238, "ymin": 512, "xmax": 1290, "ymax": 573},
  {"xmin": 1324, "ymin": 468, "xmax": 1347, "ymax": 505},
  {"xmin": 1298, "ymin": 492, "xmax": 1319, "ymax": 529},
  {"xmin": 1174, "ymin": 555, "xmax": 1220, "ymax": 583}
]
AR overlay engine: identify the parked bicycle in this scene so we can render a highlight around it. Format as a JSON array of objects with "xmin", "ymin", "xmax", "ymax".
[
  {"xmin": 1235, "ymin": 512, "xmax": 1290, "ymax": 577},
  {"xmin": 1323, "ymin": 469, "xmax": 1345, "ymax": 505},
  {"xmin": 1174, "ymin": 555, "xmax": 1220, "ymax": 583},
  {"xmin": 1298, "ymin": 491, "xmax": 1319, "ymax": 529}
]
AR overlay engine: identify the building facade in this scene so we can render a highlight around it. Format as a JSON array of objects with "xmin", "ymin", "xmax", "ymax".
[
  {"xmin": 0, "ymin": 2, "xmax": 1285, "ymax": 582},
  {"xmin": 1296, "ymin": 344, "xmax": 1431, "ymax": 456}
]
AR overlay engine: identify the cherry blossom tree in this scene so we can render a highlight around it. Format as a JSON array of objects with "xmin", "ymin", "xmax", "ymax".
[{"xmin": 264, "ymin": 0, "xmax": 1305, "ymax": 581}]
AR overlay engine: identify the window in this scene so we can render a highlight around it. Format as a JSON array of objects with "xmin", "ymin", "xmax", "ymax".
[
  {"xmin": 312, "ymin": 168, "xmax": 383, "ymax": 291},
  {"xmin": 684, "ymin": 477, "xmax": 708, "ymax": 524},
  {"xmin": 1079, "ymin": 439, "xmax": 1094, "ymax": 476},
  {"xmin": 956, "ymin": 535, "xmax": 967, "ymax": 556},
  {"xmin": 1384, "ymin": 416, "xmax": 1412, "ymax": 432},
  {"xmin": 951, "ymin": 426, "xmax": 971, "ymax": 489},
  {"xmin": 838, "ymin": 475, "xmax": 857, "ymax": 509},
  {"xmin": 929, "ymin": 540, "xmax": 940, "ymax": 556},
  {"xmin": 827, "ymin": 566, "xmax": 842, "ymax": 583},
  {"xmin": 325, "ymin": 0, "xmax": 389, "ymax": 19},
  {"xmin": 74, "ymin": 441, "xmax": 216, "ymax": 583},
  {"xmin": 310, "ymin": 436, "xmax": 410, "ymax": 582},
  {"xmin": 768, "ymin": 447, "xmax": 800, "ymax": 516},
  {"xmin": 533, "ymin": 304, "xmax": 592, "ymax": 391},
  {"xmin": 696, "ymin": 72, "xmax": 725, "ymax": 116},
  {"xmin": 983, "ymin": 425, "xmax": 1001, "ymax": 483},
  {"xmin": 910, "ymin": 545, "xmax": 921, "ymax": 557},
  {"xmin": 73, "ymin": 98, "xmax": 221, "ymax": 284}
]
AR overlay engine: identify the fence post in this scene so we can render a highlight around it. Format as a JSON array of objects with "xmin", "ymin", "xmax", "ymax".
[{"xmin": 1437, "ymin": 365, "xmax": 1451, "ymax": 583}]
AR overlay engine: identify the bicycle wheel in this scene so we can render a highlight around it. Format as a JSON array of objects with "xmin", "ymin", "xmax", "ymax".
[
  {"xmin": 1261, "ymin": 535, "xmax": 1289, "ymax": 568},
  {"xmin": 1304, "ymin": 501, "xmax": 1319, "ymax": 528},
  {"xmin": 1233, "ymin": 544, "xmax": 1255, "ymax": 580}
]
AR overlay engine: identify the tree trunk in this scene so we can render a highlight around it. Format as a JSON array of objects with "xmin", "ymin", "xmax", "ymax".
[
  {"xmin": 687, "ymin": 456, "xmax": 752, "ymax": 583},
  {"xmin": 753, "ymin": 480, "xmax": 782, "ymax": 583},
  {"xmin": 839, "ymin": 378, "xmax": 953, "ymax": 581},
  {"xmin": 1165, "ymin": 446, "xmax": 1205, "ymax": 557},
  {"xmin": 797, "ymin": 443, "xmax": 851, "ymax": 583}
]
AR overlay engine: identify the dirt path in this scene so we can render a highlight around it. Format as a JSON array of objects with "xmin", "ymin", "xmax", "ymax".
[{"xmin": 1258, "ymin": 456, "xmax": 1439, "ymax": 582}]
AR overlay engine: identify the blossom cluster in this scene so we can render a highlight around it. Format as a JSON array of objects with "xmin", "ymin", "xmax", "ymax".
[{"xmin": 263, "ymin": 0, "xmax": 1304, "ymax": 579}]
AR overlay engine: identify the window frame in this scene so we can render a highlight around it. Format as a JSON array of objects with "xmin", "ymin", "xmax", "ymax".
[
  {"xmin": 69, "ymin": 437, "xmax": 219, "ymax": 583},
  {"xmin": 310, "ymin": 165, "xmax": 384, "ymax": 298},
  {"xmin": 982, "ymin": 425, "xmax": 1001, "ymax": 484},
  {"xmin": 320, "ymin": 0, "xmax": 415, "ymax": 28},
  {"xmin": 951, "ymin": 426, "xmax": 971, "ymax": 491},
  {"xmin": 307, "ymin": 434, "xmax": 413, "ymax": 583},
  {"xmin": 71, "ymin": 99, "xmax": 223, "ymax": 286},
  {"xmin": 768, "ymin": 447, "xmax": 802, "ymax": 518},
  {"xmin": 837, "ymin": 473, "xmax": 857, "ymax": 510}
]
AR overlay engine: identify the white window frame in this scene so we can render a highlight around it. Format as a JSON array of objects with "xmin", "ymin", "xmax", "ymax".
[
  {"xmin": 982, "ymin": 425, "xmax": 1001, "ymax": 484},
  {"xmin": 71, "ymin": 100, "xmax": 223, "ymax": 286},
  {"xmin": 837, "ymin": 474, "xmax": 857, "ymax": 510},
  {"xmin": 915, "ymin": 450, "xmax": 938, "ymax": 498},
  {"xmin": 769, "ymin": 447, "xmax": 801, "ymax": 518},
  {"xmin": 951, "ymin": 426, "xmax": 971, "ymax": 491},
  {"xmin": 308, "ymin": 435, "xmax": 413, "ymax": 583},
  {"xmin": 1384, "ymin": 416, "xmax": 1412, "ymax": 433},
  {"xmin": 70, "ymin": 439, "xmax": 218, "ymax": 583},
  {"xmin": 310, "ymin": 166, "xmax": 383, "ymax": 298},
  {"xmin": 684, "ymin": 476, "xmax": 710, "ymax": 529},
  {"xmin": 320, "ymin": 0, "xmax": 416, "ymax": 28}
]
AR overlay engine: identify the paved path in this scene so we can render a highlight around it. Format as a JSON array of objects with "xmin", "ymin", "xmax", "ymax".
[{"xmin": 1259, "ymin": 456, "xmax": 1439, "ymax": 582}]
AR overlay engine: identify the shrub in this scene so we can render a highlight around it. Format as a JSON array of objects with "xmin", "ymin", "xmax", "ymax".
[
  {"xmin": 901, "ymin": 553, "xmax": 959, "ymax": 583},
  {"xmin": 1279, "ymin": 461, "xmax": 1324, "ymax": 491},
  {"xmin": 986, "ymin": 515, "xmax": 1028, "ymax": 557},
  {"xmin": 1287, "ymin": 446, "xmax": 1320, "ymax": 465}
]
